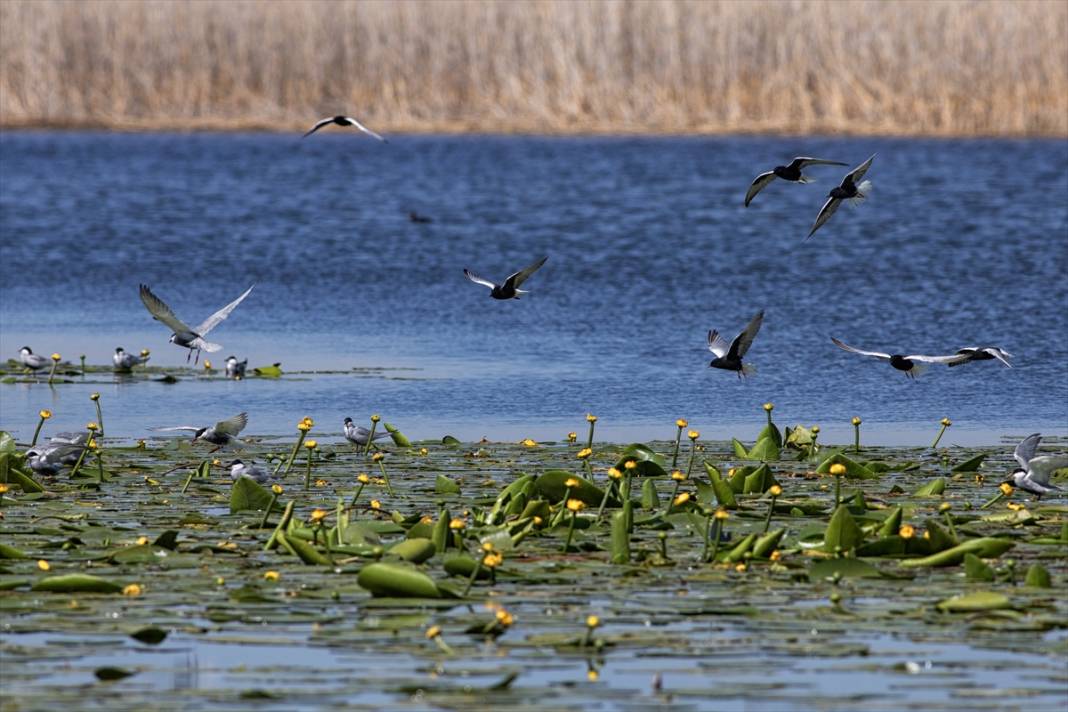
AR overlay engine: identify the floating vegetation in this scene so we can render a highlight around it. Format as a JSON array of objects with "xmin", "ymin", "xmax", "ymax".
[{"xmin": 1, "ymin": 412, "xmax": 1066, "ymax": 709}]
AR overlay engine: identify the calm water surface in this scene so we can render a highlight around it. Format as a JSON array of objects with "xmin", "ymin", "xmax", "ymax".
[{"xmin": 1, "ymin": 133, "xmax": 1066, "ymax": 443}]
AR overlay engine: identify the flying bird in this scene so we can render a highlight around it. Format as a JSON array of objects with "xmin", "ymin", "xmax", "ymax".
[
  {"xmin": 464, "ymin": 256, "xmax": 548, "ymax": 300},
  {"xmin": 807, "ymin": 155, "xmax": 875, "ymax": 239},
  {"xmin": 225, "ymin": 356, "xmax": 248, "ymax": 380},
  {"xmin": 830, "ymin": 337, "xmax": 969, "ymax": 378},
  {"xmin": 744, "ymin": 157, "xmax": 848, "ymax": 207},
  {"xmin": 707, "ymin": 310, "xmax": 765, "ymax": 378},
  {"xmin": 1006, "ymin": 433, "xmax": 1067, "ymax": 499},
  {"xmin": 948, "ymin": 346, "xmax": 1013, "ymax": 368},
  {"xmin": 343, "ymin": 417, "xmax": 392, "ymax": 448},
  {"xmin": 139, "ymin": 284, "xmax": 254, "ymax": 364},
  {"xmin": 229, "ymin": 459, "xmax": 271, "ymax": 484},
  {"xmin": 18, "ymin": 346, "xmax": 48, "ymax": 372},
  {"xmin": 303, "ymin": 115, "xmax": 386, "ymax": 142},
  {"xmin": 153, "ymin": 412, "xmax": 248, "ymax": 451},
  {"xmin": 113, "ymin": 347, "xmax": 149, "ymax": 371}
]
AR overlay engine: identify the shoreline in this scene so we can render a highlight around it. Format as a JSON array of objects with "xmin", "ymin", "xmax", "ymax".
[{"xmin": 2, "ymin": 120, "xmax": 1066, "ymax": 140}]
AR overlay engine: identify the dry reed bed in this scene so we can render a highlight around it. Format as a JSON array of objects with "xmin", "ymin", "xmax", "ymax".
[{"xmin": 1, "ymin": 0, "xmax": 1065, "ymax": 136}]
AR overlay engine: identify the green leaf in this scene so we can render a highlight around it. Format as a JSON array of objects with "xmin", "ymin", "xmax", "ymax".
[
  {"xmin": 951, "ymin": 453, "xmax": 986, "ymax": 473},
  {"xmin": 276, "ymin": 531, "xmax": 332, "ymax": 565},
  {"xmin": 610, "ymin": 510, "xmax": 630, "ymax": 564},
  {"xmin": 383, "ymin": 423, "xmax": 410, "ymax": 447},
  {"xmin": 720, "ymin": 533, "xmax": 756, "ymax": 563},
  {"xmin": 640, "ymin": 479, "xmax": 660, "ymax": 509},
  {"xmin": 443, "ymin": 554, "xmax": 492, "ymax": 579},
  {"xmin": 252, "ymin": 363, "xmax": 282, "ymax": 378},
  {"xmin": 613, "ymin": 444, "xmax": 668, "ymax": 478},
  {"xmin": 900, "ymin": 537, "xmax": 1014, "ymax": 567},
  {"xmin": 753, "ymin": 528, "xmax": 784, "ymax": 558},
  {"xmin": 388, "ymin": 538, "xmax": 436, "ymax": 564},
  {"xmin": 757, "ymin": 423, "xmax": 783, "ymax": 448},
  {"xmin": 912, "ymin": 477, "xmax": 946, "ymax": 497},
  {"xmin": 809, "ymin": 558, "xmax": 884, "ymax": 580},
  {"xmin": 936, "ymin": 591, "xmax": 1012, "ymax": 613},
  {"xmin": 1024, "ymin": 564, "xmax": 1052, "ymax": 588},
  {"xmin": 130, "ymin": 626, "xmax": 168, "ymax": 645},
  {"xmin": 5, "ymin": 468, "xmax": 45, "ymax": 493},
  {"xmin": 824, "ymin": 505, "xmax": 864, "ymax": 553},
  {"xmin": 152, "ymin": 530, "xmax": 180, "ymax": 550},
  {"xmin": 434, "ymin": 474, "xmax": 461, "ymax": 494},
  {"xmin": 878, "ymin": 506, "xmax": 903, "ymax": 537},
  {"xmin": 742, "ymin": 463, "xmax": 779, "ymax": 494},
  {"xmin": 95, "ymin": 666, "xmax": 136, "ymax": 681},
  {"xmin": 746, "ymin": 436, "xmax": 780, "ymax": 462},
  {"xmin": 441, "ymin": 435, "xmax": 461, "ymax": 447},
  {"xmin": 0, "ymin": 543, "xmax": 28, "ymax": 559},
  {"xmin": 731, "ymin": 438, "xmax": 749, "ymax": 459},
  {"xmin": 230, "ymin": 476, "xmax": 276, "ymax": 513},
  {"xmin": 963, "ymin": 553, "xmax": 995, "ymax": 581},
  {"xmin": 533, "ymin": 470, "xmax": 616, "ymax": 507},
  {"xmin": 816, "ymin": 452, "xmax": 876, "ymax": 479},
  {"xmin": 32, "ymin": 574, "xmax": 123, "ymax": 593},
  {"xmin": 703, "ymin": 463, "xmax": 737, "ymax": 509},
  {"xmin": 357, "ymin": 562, "xmax": 442, "ymax": 598}
]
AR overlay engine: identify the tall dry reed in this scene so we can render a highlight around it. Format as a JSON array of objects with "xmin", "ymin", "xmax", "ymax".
[{"xmin": 1, "ymin": 0, "xmax": 1065, "ymax": 136}]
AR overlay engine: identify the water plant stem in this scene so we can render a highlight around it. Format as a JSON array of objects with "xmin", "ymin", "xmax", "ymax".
[
  {"xmin": 931, "ymin": 418, "xmax": 951, "ymax": 449},
  {"xmin": 852, "ymin": 417, "xmax": 862, "ymax": 453},
  {"xmin": 462, "ymin": 555, "xmax": 485, "ymax": 597},
  {"xmin": 671, "ymin": 425, "xmax": 684, "ymax": 469},
  {"xmin": 283, "ymin": 432, "xmax": 307, "ymax": 476},
  {"xmin": 303, "ymin": 448, "xmax": 314, "ymax": 490},
  {"xmin": 67, "ymin": 429, "xmax": 93, "ymax": 478},
  {"xmin": 585, "ymin": 417, "xmax": 596, "ymax": 450},
  {"xmin": 364, "ymin": 417, "xmax": 379, "ymax": 455},
  {"xmin": 594, "ymin": 483, "xmax": 613, "ymax": 522},
  {"xmin": 763, "ymin": 494, "xmax": 778, "ymax": 534},
  {"xmin": 349, "ymin": 482, "xmax": 366, "ymax": 508},
  {"xmin": 260, "ymin": 492, "xmax": 280, "ymax": 528},
  {"xmin": 834, "ymin": 473, "xmax": 842, "ymax": 509},
  {"xmin": 30, "ymin": 415, "xmax": 47, "ymax": 447},
  {"xmin": 686, "ymin": 439, "xmax": 698, "ymax": 477},
  {"xmin": 708, "ymin": 519, "xmax": 723, "ymax": 563},
  {"xmin": 376, "ymin": 460, "xmax": 394, "ymax": 496},
  {"xmin": 563, "ymin": 510, "xmax": 578, "ymax": 552},
  {"xmin": 92, "ymin": 397, "xmax": 104, "ymax": 438}
]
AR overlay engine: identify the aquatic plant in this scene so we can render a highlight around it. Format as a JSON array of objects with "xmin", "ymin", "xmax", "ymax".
[
  {"xmin": 931, "ymin": 417, "xmax": 952, "ymax": 448},
  {"xmin": 29, "ymin": 409, "xmax": 51, "ymax": 447},
  {"xmin": 852, "ymin": 416, "xmax": 862, "ymax": 452}
]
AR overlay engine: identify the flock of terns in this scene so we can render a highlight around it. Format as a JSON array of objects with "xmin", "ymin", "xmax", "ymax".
[{"xmin": 11, "ymin": 114, "xmax": 1062, "ymax": 497}]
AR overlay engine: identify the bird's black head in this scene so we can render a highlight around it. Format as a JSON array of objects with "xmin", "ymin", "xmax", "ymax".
[
  {"xmin": 334, "ymin": 115, "xmax": 347, "ymax": 122},
  {"xmin": 21, "ymin": 346, "xmax": 32, "ymax": 353},
  {"xmin": 343, "ymin": 417, "xmax": 353, "ymax": 425},
  {"xmin": 192, "ymin": 427, "xmax": 208, "ymax": 441},
  {"xmin": 115, "ymin": 347, "xmax": 124, "ymax": 353},
  {"xmin": 230, "ymin": 459, "xmax": 243, "ymax": 467}
]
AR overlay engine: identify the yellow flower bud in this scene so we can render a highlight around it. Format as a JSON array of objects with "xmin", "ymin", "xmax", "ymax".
[
  {"xmin": 304, "ymin": 439, "xmax": 317, "ymax": 449},
  {"xmin": 357, "ymin": 473, "xmax": 370, "ymax": 484},
  {"xmin": 607, "ymin": 467, "xmax": 622, "ymax": 480},
  {"xmin": 714, "ymin": 508, "xmax": 729, "ymax": 521},
  {"xmin": 0, "ymin": 484, "xmax": 8, "ymax": 494},
  {"xmin": 90, "ymin": 392, "xmax": 100, "ymax": 401},
  {"xmin": 310, "ymin": 508, "xmax": 327, "ymax": 522},
  {"xmin": 39, "ymin": 409, "xmax": 52, "ymax": 419},
  {"xmin": 271, "ymin": 484, "xmax": 283, "ymax": 494},
  {"xmin": 673, "ymin": 492, "xmax": 691, "ymax": 506},
  {"xmin": 566, "ymin": 498, "xmax": 585, "ymax": 512},
  {"xmin": 940, "ymin": 418, "xmax": 952, "ymax": 427},
  {"xmin": 37, "ymin": 559, "xmax": 51, "ymax": 571},
  {"xmin": 851, "ymin": 416, "xmax": 862, "ymax": 426},
  {"xmin": 565, "ymin": 477, "xmax": 580, "ymax": 488},
  {"xmin": 521, "ymin": 438, "xmax": 537, "ymax": 448},
  {"xmin": 426, "ymin": 625, "xmax": 442, "ymax": 639},
  {"xmin": 735, "ymin": 563, "xmax": 747, "ymax": 573},
  {"xmin": 938, "ymin": 502, "xmax": 951, "ymax": 512},
  {"xmin": 576, "ymin": 448, "xmax": 593, "ymax": 459},
  {"xmin": 586, "ymin": 414, "xmax": 597, "ymax": 423},
  {"xmin": 763, "ymin": 402, "xmax": 774, "ymax": 412},
  {"xmin": 86, "ymin": 422, "xmax": 99, "ymax": 431},
  {"xmin": 676, "ymin": 418, "xmax": 688, "ymax": 428},
  {"xmin": 999, "ymin": 483, "xmax": 1013, "ymax": 496},
  {"xmin": 264, "ymin": 571, "xmax": 280, "ymax": 581},
  {"xmin": 829, "ymin": 463, "xmax": 847, "ymax": 476},
  {"xmin": 567, "ymin": 432, "xmax": 577, "ymax": 442},
  {"xmin": 586, "ymin": 615, "xmax": 600, "ymax": 628},
  {"xmin": 768, "ymin": 484, "xmax": 783, "ymax": 497},
  {"xmin": 420, "ymin": 447, "xmax": 429, "ymax": 456},
  {"xmin": 769, "ymin": 550, "xmax": 782, "ymax": 562},
  {"xmin": 449, "ymin": 517, "xmax": 466, "ymax": 530},
  {"xmin": 50, "ymin": 353, "xmax": 61, "ymax": 362},
  {"xmin": 687, "ymin": 430, "xmax": 700, "ymax": 440},
  {"xmin": 671, "ymin": 470, "xmax": 686, "ymax": 481},
  {"xmin": 370, "ymin": 499, "xmax": 381, "ymax": 510},
  {"xmin": 371, "ymin": 414, "xmax": 381, "ymax": 423},
  {"xmin": 623, "ymin": 460, "xmax": 637, "ymax": 470},
  {"xmin": 136, "ymin": 536, "xmax": 149, "ymax": 545},
  {"xmin": 899, "ymin": 524, "xmax": 915, "ymax": 539},
  {"xmin": 122, "ymin": 583, "xmax": 143, "ymax": 597},
  {"xmin": 371, "ymin": 452, "xmax": 384, "ymax": 462},
  {"xmin": 297, "ymin": 422, "xmax": 311, "ymax": 432}
]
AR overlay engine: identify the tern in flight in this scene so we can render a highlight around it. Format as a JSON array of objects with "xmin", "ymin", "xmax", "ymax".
[
  {"xmin": 744, "ymin": 157, "xmax": 848, "ymax": 207},
  {"xmin": 948, "ymin": 346, "xmax": 1013, "ymax": 368},
  {"xmin": 154, "ymin": 412, "xmax": 248, "ymax": 452},
  {"xmin": 464, "ymin": 256, "xmax": 548, "ymax": 300},
  {"xmin": 139, "ymin": 284, "xmax": 254, "ymax": 364},
  {"xmin": 1005, "ymin": 433, "xmax": 1067, "ymax": 499},
  {"xmin": 830, "ymin": 337, "xmax": 968, "ymax": 379},
  {"xmin": 707, "ymin": 310, "xmax": 765, "ymax": 378},
  {"xmin": 807, "ymin": 155, "xmax": 875, "ymax": 239},
  {"xmin": 303, "ymin": 115, "xmax": 386, "ymax": 142}
]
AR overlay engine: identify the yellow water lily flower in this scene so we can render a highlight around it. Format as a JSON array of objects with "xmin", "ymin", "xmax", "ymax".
[
  {"xmin": 763, "ymin": 402, "xmax": 774, "ymax": 412},
  {"xmin": 851, "ymin": 416, "xmax": 862, "ymax": 425},
  {"xmin": 576, "ymin": 448, "xmax": 592, "ymax": 459},
  {"xmin": 999, "ymin": 483, "xmax": 1013, "ymax": 496},
  {"xmin": 310, "ymin": 508, "xmax": 327, "ymax": 523},
  {"xmin": 899, "ymin": 524, "xmax": 915, "ymax": 539},
  {"xmin": 676, "ymin": 418, "xmax": 688, "ymax": 428},
  {"xmin": 768, "ymin": 484, "xmax": 783, "ymax": 497},
  {"xmin": 586, "ymin": 615, "xmax": 600, "ymax": 628},
  {"xmin": 586, "ymin": 414, "xmax": 597, "ymax": 423},
  {"xmin": 671, "ymin": 470, "xmax": 686, "ymax": 481},
  {"xmin": 37, "ymin": 559, "xmax": 50, "ymax": 571},
  {"xmin": 304, "ymin": 439, "xmax": 317, "ymax": 449},
  {"xmin": 607, "ymin": 467, "xmax": 622, "ymax": 480},
  {"xmin": 673, "ymin": 492, "xmax": 691, "ymax": 506},
  {"xmin": 829, "ymin": 463, "xmax": 846, "ymax": 476},
  {"xmin": 264, "ymin": 570, "xmax": 280, "ymax": 581},
  {"xmin": 714, "ymin": 508, "xmax": 729, "ymax": 521},
  {"xmin": 39, "ymin": 409, "xmax": 52, "ymax": 419},
  {"xmin": 687, "ymin": 430, "xmax": 700, "ymax": 440},
  {"xmin": 520, "ymin": 438, "xmax": 537, "ymax": 448},
  {"xmin": 122, "ymin": 583, "xmax": 143, "ymax": 597},
  {"xmin": 566, "ymin": 498, "xmax": 586, "ymax": 512}
]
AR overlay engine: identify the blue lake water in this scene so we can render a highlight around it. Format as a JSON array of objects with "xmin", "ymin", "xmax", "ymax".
[{"xmin": 1, "ymin": 132, "xmax": 1066, "ymax": 444}]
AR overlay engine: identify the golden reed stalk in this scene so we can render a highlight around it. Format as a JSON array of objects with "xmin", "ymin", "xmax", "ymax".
[{"xmin": 1, "ymin": 0, "xmax": 1064, "ymax": 136}]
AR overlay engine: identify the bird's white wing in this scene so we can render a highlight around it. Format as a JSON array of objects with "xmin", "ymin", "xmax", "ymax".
[
  {"xmin": 302, "ymin": 117, "xmax": 334, "ymax": 138},
  {"xmin": 807, "ymin": 196, "xmax": 841, "ymax": 239},
  {"xmin": 464, "ymin": 269, "xmax": 498, "ymax": 290},
  {"xmin": 907, "ymin": 353, "xmax": 972, "ymax": 365},
  {"xmin": 831, "ymin": 337, "xmax": 891, "ymax": 361},
  {"xmin": 730, "ymin": 309, "xmax": 765, "ymax": 359},
  {"xmin": 846, "ymin": 155, "xmax": 876, "ymax": 184},
  {"xmin": 707, "ymin": 330, "xmax": 730, "ymax": 358},
  {"xmin": 744, "ymin": 171, "xmax": 776, "ymax": 207},
  {"xmin": 506, "ymin": 256, "xmax": 548, "ymax": 290},
  {"xmin": 346, "ymin": 117, "xmax": 386, "ymax": 142},
  {"xmin": 795, "ymin": 157, "xmax": 849, "ymax": 168},
  {"xmin": 214, "ymin": 412, "xmax": 249, "ymax": 436},
  {"xmin": 140, "ymin": 284, "xmax": 192, "ymax": 334},
  {"xmin": 152, "ymin": 426, "xmax": 201, "ymax": 432},
  {"xmin": 195, "ymin": 285, "xmax": 254, "ymax": 336},
  {"xmin": 1027, "ymin": 455, "xmax": 1068, "ymax": 485},
  {"xmin": 1014, "ymin": 433, "xmax": 1042, "ymax": 469},
  {"xmin": 983, "ymin": 347, "xmax": 1013, "ymax": 367}
]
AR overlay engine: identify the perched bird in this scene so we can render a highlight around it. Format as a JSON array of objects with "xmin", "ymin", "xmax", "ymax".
[
  {"xmin": 25, "ymin": 432, "xmax": 91, "ymax": 475},
  {"xmin": 948, "ymin": 346, "xmax": 1013, "ymax": 368},
  {"xmin": 343, "ymin": 417, "xmax": 391, "ymax": 448},
  {"xmin": 225, "ymin": 356, "xmax": 248, "ymax": 380},
  {"xmin": 464, "ymin": 256, "xmax": 548, "ymax": 300},
  {"xmin": 154, "ymin": 412, "xmax": 248, "ymax": 451},
  {"xmin": 113, "ymin": 347, "xmax": 149, "ymax": 371},
  {"xmin": 807, "ymin": 155, "xmax": 875, "ymax": 238},
  {"xmin": 744, "ymin": 157, "xmax": 848, "ymax": 207},
  {"xmin": 409, "ymin": 211, "xmax": 433, "ymax": 224},
  {"xmin": 18, "ymin": 346, "xmax": 48, "ymax": 372},
  {"xmin": 1006, "ymin": 433, "xmax": 1067, "ymax": 499},
  {"xmin": 229, "ymin": 459, "xmax": 271, "ymax": 484},
  {"xmin": 303, "ymin": 115, "xmax": 386, "ymax": 142},
  {"xmin": 139, "ymin": 284, "xmax": 254, "ymax": 364},
  {"xmin": 830, "ymin": 337, "xmax": 968, "ymax": 378},
  {"xmin": 707, "ymin": 310, "xmax": 765, "ymax": 378}
]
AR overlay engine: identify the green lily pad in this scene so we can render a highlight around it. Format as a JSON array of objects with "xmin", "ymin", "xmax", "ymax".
[
  {"xmin": 816, "ymin": 452, "xmax": 876, "ymax": 479},
  {"xmin": 936, "ymin": 591, "xmax": 1012, "ymax": 613},
  {"xmin": 613, "ymin": 444, "xmax": 668, "ymax": 477},
  {"xmin": 434, "ymin": 474, "xmax": 461, "ymax": 494},
  {"xmin": 357, "ymin": 562, "xmax": 443, "ymax": 599},
  {"xmin": 32, "ymin": 574, "xmax": 123, "ymax": 593}
]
